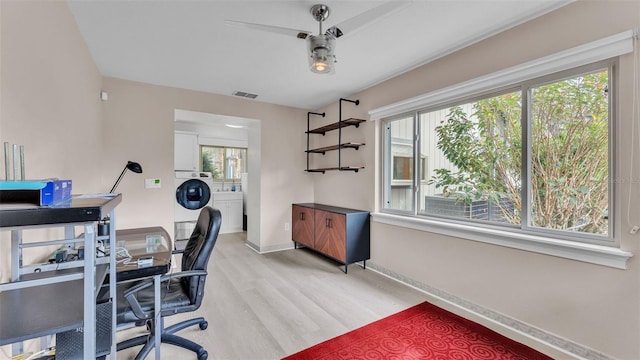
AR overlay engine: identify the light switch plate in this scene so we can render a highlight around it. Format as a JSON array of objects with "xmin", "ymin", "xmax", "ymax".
[{"xmin": 145, "ymin": 178, "xmax": 161, "ymax": 189}]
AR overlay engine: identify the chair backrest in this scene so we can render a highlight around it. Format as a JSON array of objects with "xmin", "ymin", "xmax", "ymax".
[{"xmin": 181, "ymin": 206, "xmax": 222, "ymax": 303}]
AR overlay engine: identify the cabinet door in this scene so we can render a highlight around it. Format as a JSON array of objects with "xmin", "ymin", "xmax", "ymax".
[
  {"xmin": 314, "ymin": 210, "xmax": 346, "ymax": 262},
  {"xmin": 174, "ymin": 132, "xmax": 198, "ymax": 171},
  {"xmin": 227, "ymin": 199, "xmax": 243, "ymax": 232},
  {"xmin": 213, "ymin": 200, "xmax": 229, "ymax": 233},
  {"xmin": 292, "ymin": 205, "xmax": 314, "ymax": 248}
]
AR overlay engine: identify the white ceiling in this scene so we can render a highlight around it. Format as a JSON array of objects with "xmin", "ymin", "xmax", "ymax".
[{"xmin": 68, "ymin": 0, "xmax": 572, "ymax": 110}]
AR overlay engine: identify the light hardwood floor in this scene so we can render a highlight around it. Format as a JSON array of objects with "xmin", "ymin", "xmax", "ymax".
[{"xmin": 116, "ymin": 232, "xmax": 427, "ymax": 359}]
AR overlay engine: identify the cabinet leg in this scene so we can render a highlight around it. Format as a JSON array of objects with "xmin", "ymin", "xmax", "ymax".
[
  {"xmin": 363, "ymin": 260, "xmax": 366, "ymax": 269},
  {"xmin": 344, "ymin": 263, "xmax": 348, "ymax": 274}
]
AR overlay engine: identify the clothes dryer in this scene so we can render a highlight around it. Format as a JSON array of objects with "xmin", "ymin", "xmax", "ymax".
[{"xmin": 174, "ymin": 171, "xmax": 214, "ymax": 223}]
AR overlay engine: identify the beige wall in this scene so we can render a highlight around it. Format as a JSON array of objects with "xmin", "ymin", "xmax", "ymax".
[
  {"xmin": 312, "ymin": 1, "xmax": 640, "ymax": 359},
  {"xmin": 0, "ymin": 1, "xmax": 103, "ymax": 267},
  {"xmin": 1, "ymin": 0, "xmax": 312, "ymax": 252},
  {"xmin": 0, "ymin": 1, "xmax": 103, "ymax": 354},
  {"xmin": 2, "ymin": 0, "xmax": 640, "ymax": 359},
  {"xmin": 100, "ymin": 77, "xmax": 312, "ymax": 250},
  {"xmin": 0, "ymin": 0, "xmax": 102, "ymax": 191}
]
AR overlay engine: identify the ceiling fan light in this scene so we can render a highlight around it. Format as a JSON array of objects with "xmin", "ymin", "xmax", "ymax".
[
  {"xmin": 312, "ymin": 60, "xmax": 330, "ymax": 73},
  {"xmin": 307, "ymin": 35, "xmax": 336, "ymax": 74},
  {"xmin": 310, "ymin": 53, "xmax": 335, "ymax": 74}
]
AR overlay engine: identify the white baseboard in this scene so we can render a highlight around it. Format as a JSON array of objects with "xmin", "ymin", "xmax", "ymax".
[
  {"xmin": 245, "ymin": 241, "xmax": 293, "ymax": 254},
  {"xmin": 366, "ymin": 262, "xmax": 615, "ymax": 360}
]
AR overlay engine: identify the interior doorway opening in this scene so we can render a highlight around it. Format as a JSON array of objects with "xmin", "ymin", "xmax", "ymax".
[{"xmin": 174, "ymin": 109, "xmax": 261, "ymax": 248}]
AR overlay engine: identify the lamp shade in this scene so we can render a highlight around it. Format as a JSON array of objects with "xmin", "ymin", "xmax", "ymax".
[
  {"xmin": 110, "ymin": 161, "xmax": 143, "ymax": 193},
  {"xmin": 126, "ymin": 161, "xmax": 143, "ymax": 174},
  {"xmin": 307, "ymin": 35, "xmax": 336, "ymax": 74}
]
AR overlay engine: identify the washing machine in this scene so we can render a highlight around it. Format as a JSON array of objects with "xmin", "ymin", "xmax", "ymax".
[{"xmin": 174, "ymin": 171, "xmax": 214, "ymax": 239}]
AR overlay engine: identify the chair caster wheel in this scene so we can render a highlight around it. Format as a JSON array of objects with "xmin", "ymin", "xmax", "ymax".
[
  {"xmin": 199, "ymin": 321, "xmax": 208, "ymax": 330},
  {"xmin": 198, "ymin": 349, "xmax": 208, "ymax": 360}
]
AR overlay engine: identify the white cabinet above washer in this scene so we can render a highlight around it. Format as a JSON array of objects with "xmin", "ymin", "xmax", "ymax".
[{"xmin": 174, "ymin": 132, "xmax": 198, "ymax": 171}]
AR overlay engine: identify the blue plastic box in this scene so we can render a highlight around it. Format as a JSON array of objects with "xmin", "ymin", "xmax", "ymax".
[{"xmin": 0, "ymin": 179, "xmax": 72, "ymax": 206}]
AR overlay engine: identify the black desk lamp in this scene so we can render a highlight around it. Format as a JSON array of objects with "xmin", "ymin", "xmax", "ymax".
[
  {"xmin": 110, "ymin": 161, "xmax": 143, "ymax": 193},
  {"xmin": 100, "ymin": 161, "xmax": 143, "ymax": 237}
]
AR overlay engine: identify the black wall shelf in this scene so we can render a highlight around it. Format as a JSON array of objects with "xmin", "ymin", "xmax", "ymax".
[{"xmin": 305, "ymin": 98, "xmax": 365, "ymax": 173}]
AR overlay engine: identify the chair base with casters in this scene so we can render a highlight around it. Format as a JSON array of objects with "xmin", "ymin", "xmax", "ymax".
[{"xmin": 116, "ymin": 315, "xmax": 209, "ymax": 360}]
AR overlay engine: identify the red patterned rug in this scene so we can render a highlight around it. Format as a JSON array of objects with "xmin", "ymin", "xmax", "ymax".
[{"xmin": 283, "ymin": 301, "xmax": 552, "ymax": 360}]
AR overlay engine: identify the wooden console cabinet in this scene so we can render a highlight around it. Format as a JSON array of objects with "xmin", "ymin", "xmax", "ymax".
[{"xmin": 292, "ymin": 203, "xmax": 370, "ymax": 273}]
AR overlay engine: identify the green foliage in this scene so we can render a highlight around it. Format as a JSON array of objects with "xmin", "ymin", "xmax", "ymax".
[
  {"xmin": 429, "ymin": 70, "xmax": 609, "ymax": 234},
  {"xmin": 201, "ymin": 151, "xmax": 221, "ymax": 179}
]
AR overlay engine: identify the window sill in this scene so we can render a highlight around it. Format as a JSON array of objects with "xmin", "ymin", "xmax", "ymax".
[{"xmin": 372, "ymin": 212, "xmax": 633, "ymax": 269}]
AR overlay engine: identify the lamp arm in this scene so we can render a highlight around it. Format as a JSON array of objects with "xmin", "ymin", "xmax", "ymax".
[{"xmin": 110, "ymin": 167, "xmax": 128, "ymax": 193}]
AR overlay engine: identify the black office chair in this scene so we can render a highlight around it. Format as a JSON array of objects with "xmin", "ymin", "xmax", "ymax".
[{"xmin": 114, "ymin": 206, "xmax": 221, "ymax": 360}]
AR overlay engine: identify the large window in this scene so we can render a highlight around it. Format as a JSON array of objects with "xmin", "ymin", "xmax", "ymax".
[
  {"xmin": 200, "ymin": 146, "xmax": 247, "ymax": 180},
  {"xmin": 383, "ymin": 62, "xmax": 612, "ymax": 243}
]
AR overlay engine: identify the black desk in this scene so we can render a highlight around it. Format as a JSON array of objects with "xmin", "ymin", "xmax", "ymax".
[{"xmin": 0, "ymin": 194, "xmax": 121, "ymax": 359}]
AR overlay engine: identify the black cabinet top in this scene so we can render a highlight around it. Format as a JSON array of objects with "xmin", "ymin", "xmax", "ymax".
[{"xmin": 0, "ymin": 194, "xmax": 122, "ymax": 227}]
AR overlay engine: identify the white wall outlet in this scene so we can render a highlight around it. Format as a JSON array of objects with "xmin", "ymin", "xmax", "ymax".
[
  {"xmin": 145, "ymin": 178, "xmax": 161, "ymax": 189},
  {"xmin": 285, "ymin": 222, "xmax": 290, "ymax": 231},
  {"xmin": 630, "ymin": 225, "xmax": 639, "ymax": 235}
]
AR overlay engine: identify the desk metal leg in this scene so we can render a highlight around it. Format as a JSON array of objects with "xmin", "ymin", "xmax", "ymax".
[
  {"xmin": 154, "ymin": 274, "xmax": 161, "ymax": 359},
  {"xmin": 10, "ymin": 230, "xmax": 23, "ymax": 357},
  {"xmin": 109, "ymin": 211, "xmax": 118, "ymax": 360},
  {"xmin": 83, "ymin": 223, "xmax": 96, "ymax": 359}
]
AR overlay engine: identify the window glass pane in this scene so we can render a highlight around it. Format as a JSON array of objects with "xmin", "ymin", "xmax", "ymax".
[
  {"xmin": 201, "ymin": 146, "xmax": 247, "ymax": 180},
  {"xmin": 385, "ymin": 116, "xmax": 414, "ymax": 211},
  {"xmin": 201, "ymin": 147, "xmax": 224, "ymax": 179},
  {"xmin": 529, "ymin": 69, "xmax": 609, "ymax": 235},
  {"xmin": 393, "ymin": 156, "xmax": 412, "ymax": 180},
  {"xmin": 225, "ymin": 147, "xmax": 246, "ymax": 180},
  {"xmin": 420, "ymin": 91, "xmax": 522, "ymax": 224}
]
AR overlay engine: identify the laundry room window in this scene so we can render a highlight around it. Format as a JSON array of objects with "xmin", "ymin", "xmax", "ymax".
[{"xmin": 200, "ymin": 146, "xmax": 247, "ymax": 180}]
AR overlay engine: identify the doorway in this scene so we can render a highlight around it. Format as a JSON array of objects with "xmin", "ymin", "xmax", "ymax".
[{"xmin": 174, "ymin": 109, "xmax": 261, "ymax": 249}]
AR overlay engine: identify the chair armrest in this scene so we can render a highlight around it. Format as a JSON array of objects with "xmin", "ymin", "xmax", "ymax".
[
  {"xmin": 122, "ymin": 270, "xmax": 208, "ymax": 320},
  {"xmin": 122, "ymin": 280, "xmax": 154, "ymax": 320},
  {"xmin": 159, "ymin": 269, "xmax": 207, "ymax": 282}
]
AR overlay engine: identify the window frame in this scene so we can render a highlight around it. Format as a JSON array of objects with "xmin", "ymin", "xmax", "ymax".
[
  {"xmin": 521, "ymin": 62, "xmax": 615, "ymax": 243},
  {"xmin": 382, "ymin": 114, "xmax": 416, "ymax": 214},
  {"xmin": 382, "ymin": 60, "xmax": 615, "ymax": 247},
  {"xmin": 372, "ymin": 30, "xmax": 635, "ymax": 269}
]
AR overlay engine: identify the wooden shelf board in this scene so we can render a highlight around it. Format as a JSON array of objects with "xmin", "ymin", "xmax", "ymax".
[
  {"xmin": 307, "ymin": 118, "xmax": 366, "ymax": 135},
  {"xmin": 306, "ymin": 166, "xmax": 364, "ymax": 174},
  {"xmin": 306, "ymin": 142, "xmax": 366, "ymax": 154},
  {"xmin": 340, "ymin": 166, "xmax": 364, "ymax": 172}
]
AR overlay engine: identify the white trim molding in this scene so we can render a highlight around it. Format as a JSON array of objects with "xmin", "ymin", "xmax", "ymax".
[
  {"xmin": 369, "ymin": 30, "xmax": 635, "ymax": 121},
  {"xmin": 373, "ymin": 212, "xmax": 633, "ymax": 269}
]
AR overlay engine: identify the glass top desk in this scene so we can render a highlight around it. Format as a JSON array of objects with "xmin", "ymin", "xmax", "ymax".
[
  {"xmin": 112, "ymin": 226, "xmax": 173, "ymax": 359},
  {"xmin": 114, "ymin": 226, "xmax": 173, "ymax": 282}
]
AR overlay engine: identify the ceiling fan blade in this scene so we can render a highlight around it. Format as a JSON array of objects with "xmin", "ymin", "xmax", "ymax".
[
  {"xmin": 225, "ymin": 20, "xmax": 311, "ymax": 39},
  {"xmin": 326, "ymin": 1, "xmax": 410, "ymax": 39}
]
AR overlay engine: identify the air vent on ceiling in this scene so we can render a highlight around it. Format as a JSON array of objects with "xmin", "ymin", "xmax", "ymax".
[{"xmin": 232, "ymin": 91, "xmax": 258, "ymax": 99}]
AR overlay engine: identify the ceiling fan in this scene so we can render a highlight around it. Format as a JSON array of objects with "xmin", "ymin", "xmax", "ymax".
[{"xmin": 225, "ymin": 2, "xmax": 408, "ymax": 74}]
